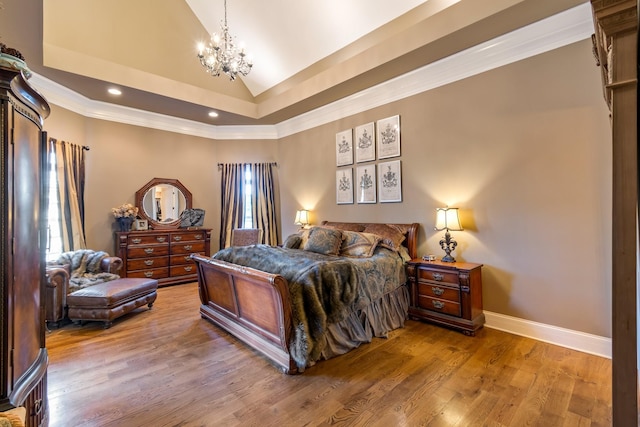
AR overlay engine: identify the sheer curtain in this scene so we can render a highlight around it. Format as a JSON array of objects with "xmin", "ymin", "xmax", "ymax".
[
  {"xmin": 249, "ymin": 163, "xmax": 279, "ymax": 246},
  {"xmin": 219, "ymin": 163, "xmax": 245, "ymax": 248},
  {"xmin": 51, "ymin": 138, "xmax": 86, "ymax": 251},
  {"xmin": 219, "ymin": 162, "xmax": 279, "ymax": 248}
]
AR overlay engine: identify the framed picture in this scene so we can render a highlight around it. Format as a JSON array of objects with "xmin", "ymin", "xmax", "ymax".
[
  {"xmin": 378, "ymin": 160, "xmax": 402, "ymax": 203},
  {"xmin": 355, "ymin": 122, "xmax": 375, "ymax": 163},
  {"xmin": 377, "ymin": 115, "xmax": 400, "ymax": 159},
  {"xmin": 335, "ymin": 129, "xmax": 353, "ymax": 166},
  {"xmin": 336, "ymin": 168, "xmax": 354, "ymax": 204},
  {"xmin": 356, "ymin": 165, "xmax": 376, "ymax": 204},
  {"xmin": 132, "ymin": 219, "xmax": 148, "ymax": 231}
]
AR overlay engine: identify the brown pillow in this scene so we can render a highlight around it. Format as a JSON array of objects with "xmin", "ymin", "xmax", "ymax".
[
  {"xmin": 303, "ymin": 227, "xmax": 343, "ymax": 255},
  {"xmin": 363, "ymin": 224, "xmax": 405, "ymax": 252},
  {"xmin": 340, "ymin": 231, "xmax": 381, "ymax": 258}
]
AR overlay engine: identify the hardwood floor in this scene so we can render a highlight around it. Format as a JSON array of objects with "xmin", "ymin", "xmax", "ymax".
[{"xmin": 45, "ymin": 282, "xmax": 612, "ymax": 427}]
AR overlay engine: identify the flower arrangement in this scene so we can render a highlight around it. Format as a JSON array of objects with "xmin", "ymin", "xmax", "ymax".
[{"xmin": 111, "ymin": 203, "xmax": 138, "ymax": 219}]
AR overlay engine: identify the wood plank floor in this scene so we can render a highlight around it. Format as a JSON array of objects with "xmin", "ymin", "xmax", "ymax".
[{"xmin": 45, "ymin": 282, "xmax": 612, "ymax": 427}]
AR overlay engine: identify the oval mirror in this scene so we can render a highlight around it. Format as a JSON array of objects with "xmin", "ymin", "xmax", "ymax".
[{"xmin": 135, "ymin": 178, "xmax": 192, "ymax": 229}]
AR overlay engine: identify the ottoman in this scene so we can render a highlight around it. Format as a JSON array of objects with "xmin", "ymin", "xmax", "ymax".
[{"xmin": 67, "ymin": 278, "xmax": 158, "ymax": 328}]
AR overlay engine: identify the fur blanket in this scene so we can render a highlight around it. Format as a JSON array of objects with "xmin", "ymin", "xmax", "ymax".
[
  {"xmin": 56, "ymin": 250, "xmax": 119, "ymax": 293},
  {"xmin": 213, "ymin": 245, "xmax": 365, "ymax": 369}
]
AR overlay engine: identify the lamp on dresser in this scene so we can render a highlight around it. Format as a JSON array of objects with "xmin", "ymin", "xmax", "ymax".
[{"xmin": 435, "ymin": 206, "xmax": 463, "ymax": 262}]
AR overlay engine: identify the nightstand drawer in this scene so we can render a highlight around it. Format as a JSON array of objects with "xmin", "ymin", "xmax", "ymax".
[
  {"xmin": 418, "ymin": 295, "xmax": 461, "ymax": 317},
  {"xmin": 417, "ymin": 268, "xmax": 459, "ymax": 285},
  {"xmin": 418, "ymin": 283, "xmax": 460, "ymax": 303}
]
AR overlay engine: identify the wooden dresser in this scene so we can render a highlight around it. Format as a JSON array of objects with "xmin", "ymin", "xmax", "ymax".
[
  {"xmin": 406, "ymin": 259, "xmax": 484, "ymax": 336},
  {"xmin": 116, "ymin": 229, "xmax": 211, "ymax": 286}
]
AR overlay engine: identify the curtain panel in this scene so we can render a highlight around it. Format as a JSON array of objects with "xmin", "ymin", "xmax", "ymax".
[
  {"xmin": 219, "ymin": 162, "xmax": 279, "ymax": 248},
  {"xmin": 219, "ymin": 163, "xmax": 245, "ymax": 248},
  {"xmin": 50, "ymin": 138, "xmax": 87, "ymax": 251},
  {"xmin": 249, "ymin": 163, "xmax": 279, "ymax": 246}
]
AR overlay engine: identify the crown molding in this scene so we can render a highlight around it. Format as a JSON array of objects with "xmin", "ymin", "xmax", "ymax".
[{"xmin": 29, "ymin": 3, "xmax": 593, "ymax": 140}]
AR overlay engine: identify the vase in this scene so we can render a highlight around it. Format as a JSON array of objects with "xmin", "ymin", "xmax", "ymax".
[{"xmin": 117, "ymin": 217, "xmax": 133, "ymax": 232}]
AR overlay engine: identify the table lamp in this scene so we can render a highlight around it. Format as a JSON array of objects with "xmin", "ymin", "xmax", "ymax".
[{"xmin": 434, "ymin": 207, "xmax": 463, "ymax": 262}]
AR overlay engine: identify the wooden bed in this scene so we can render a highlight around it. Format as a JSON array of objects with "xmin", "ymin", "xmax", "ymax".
[{"xmin": 192, "ymin": 221, "xmax": 419, "ymax": 374}]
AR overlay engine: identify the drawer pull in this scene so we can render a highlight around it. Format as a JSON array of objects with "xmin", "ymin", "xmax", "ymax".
[
  {"xmin": 144, "ymin": 271, "xmax": 154, "ymax": 278},
  {"xmin": 131, "ymin": 238, "xmax": 142, "ymax": 244},
  {"xmin": 432, "ymin": 300, "xmax": 445, "ymax": 310},
  {"xmin": 144, "ymin": 248, "xmax": 155, "ymax": 254},
  {"xmin": 184, "ymin": 266, "xmax": 193, "ymax": 272},
  {"xmin": 156, "ymin": 237, "xmax": 166, "ymax": 243},
  {"xmin": 184, "ymin": 256, "xmax": 191, "ymax": 261},
  {"xmin": 34, "ymin": 398, "xmax": 43, "ymax": 415},
  {"xmin": 432, "ymin": 273, "xmax": 444, "ymax": 281},
  {"xmin": 195, "ymin": 234, "xmax": 203, "ymax": 240},
  {"xmin": 144, "ymin": 260, "xmax": 154, "ymax": 266},
  {"xmin": 431, "ymin": 286, "xmax": 444, "ymax": 296},
  {"xmin": 184, "ymin": 245, "xmax": 193, "ymax": 250},
  {"xmin": 174, "ymin": 236, "xmax": 182, "ymax": 241}
]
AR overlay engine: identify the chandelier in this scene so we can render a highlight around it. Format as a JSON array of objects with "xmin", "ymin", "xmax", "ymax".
[{"xmin": 197, "ymin": 0, "xmax": 252, "ymax": 81}]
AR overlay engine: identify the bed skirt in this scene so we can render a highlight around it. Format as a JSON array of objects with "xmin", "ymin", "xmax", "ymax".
[{"xmin": 318, "ymin": 283, "xmax": 410, "ymax": 361}]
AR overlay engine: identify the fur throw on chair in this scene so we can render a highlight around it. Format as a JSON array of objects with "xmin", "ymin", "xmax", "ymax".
[{"xmin": 56, "ymin": 250, "xmax": 120, "ymax": 293}]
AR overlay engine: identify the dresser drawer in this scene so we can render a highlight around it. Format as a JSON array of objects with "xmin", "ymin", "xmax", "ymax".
[
  {"xmin": 417, "ymin": 267, "xmax": 459, "ymax": 285},
  {"xmin": 128, "ymin": 234, "xmax": 169, "ymax": 245},
  {"xmin": 170, "ymin": 253, "xmax": 202, "ymax": 266},
  {"xmin": 417, "ymin": 282, "xmax": 460, "ymax": 303},
  {"xmin": 171, "ymin": 241, "xmax": 205, "ymax": 255},
  {"xmin": 417, "ymin": 295, "xmax": 461, "ymax": 317},
  {"xmin": 128, "ymin": 245, "xmax": 170, "ymax": 258},
  {"xmin": 170, "ymin": 264, "xmax": 197, "ymax": 277},
  {"xmin": 127, "ymin": 256, "xmax": 169, "ymax": 271},
  {"xmin": 127, "ymin": 267, "xmax": 169, "ymax": 280},
  {"xmin": 171, "ymin": 232, "xmax": 207, "ymax": 242}
]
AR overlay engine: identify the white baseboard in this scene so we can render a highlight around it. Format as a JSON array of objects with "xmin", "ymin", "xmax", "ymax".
[{"xmin": 483, "ymin": 311, "xmax": 611, "ymax": 359}]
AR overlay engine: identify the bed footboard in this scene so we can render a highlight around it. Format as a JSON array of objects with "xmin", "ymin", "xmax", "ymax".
[{"xmin": 191, "ymin": 254, "xmax": 297, "ymax": 374}]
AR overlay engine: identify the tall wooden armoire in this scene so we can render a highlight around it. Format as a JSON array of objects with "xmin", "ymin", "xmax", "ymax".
[{"xmin": 0, "ymin": 52, "xmax": 51, "ymax": 426}]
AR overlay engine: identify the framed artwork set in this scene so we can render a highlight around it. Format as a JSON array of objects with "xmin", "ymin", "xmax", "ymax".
[{"xmin": 335, "ymin": 115, "xmax": 402, "ymax": 204}]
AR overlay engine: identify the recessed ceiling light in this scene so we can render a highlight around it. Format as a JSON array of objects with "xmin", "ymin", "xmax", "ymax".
[
  {"xmin": 108, "ymin": 88, "xmax": 122, "ymax": 95},
  {"xmin": 208, "ymin": 111, "xmax": 219, "ymax": 118}
]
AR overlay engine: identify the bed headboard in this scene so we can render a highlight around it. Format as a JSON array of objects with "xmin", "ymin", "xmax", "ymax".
[{"xmin": 320, "ymin": 221, "xmax": 419, "ymax": 260}]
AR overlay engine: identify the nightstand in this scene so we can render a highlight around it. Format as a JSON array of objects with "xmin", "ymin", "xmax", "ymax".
[{"xmin": 406, "ymin": 258, "xmax": 484, "ymax": 335}]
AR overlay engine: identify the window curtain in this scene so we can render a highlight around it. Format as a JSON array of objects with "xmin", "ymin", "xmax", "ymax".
[
  {"xmin": 249, "ymin": 163, "xmax": 279, "ymax": 246},
  {"xmin": 51, "ymin": 138, "xmax": 86, "ymax": 251},
  {"xmin": 219, "ymin": 163, "xmax": 245, "ymax": 248}
]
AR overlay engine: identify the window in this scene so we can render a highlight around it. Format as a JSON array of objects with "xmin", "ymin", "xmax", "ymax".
[
  {"xmin": 243, "ymin": 164, "xmax": 253, "ymax": 228},
  {"xmin": 46, "ymin": 152, "xmax": 63, "ymax": 262}
]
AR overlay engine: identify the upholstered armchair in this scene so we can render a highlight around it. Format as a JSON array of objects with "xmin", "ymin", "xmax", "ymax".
[
  {"xmin": 230, "ymin": 228, "xmax": 262, "ymax": 246},
  {"xmin": 45, "ymin": 250, "xmax": 123, "ymax": 327}
]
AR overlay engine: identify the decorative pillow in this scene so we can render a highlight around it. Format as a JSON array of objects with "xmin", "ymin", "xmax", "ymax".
[
  {"xmin": 339, "ymin": 231, "xmax": 381, "ymax": 258},
  {"xmin": 363, "ymin": 224, "xmax": 406, "ymax": 252},
  {"xmin": 298, "ymin": 227, "xmax": 313, "ymax": 248},
  {"xmin": 322, "ymin": 222, "xmax": 366, "ymax": 232},
  {"xmin": 303, "ymin": 227, "xmax": 343, "ymax": 255},
  {"xmin": 283, "ymin": 234, "xmax": 302, "ymax": 249}
]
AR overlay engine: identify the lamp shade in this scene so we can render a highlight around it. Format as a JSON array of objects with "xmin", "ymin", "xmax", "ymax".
[
  {"xmin": 435, "ymin": 207, "xmax": 463, "ymax": 231},
  {"xmin": 294, "ymin": 210, "xmax": 309, "ymax": 226}
]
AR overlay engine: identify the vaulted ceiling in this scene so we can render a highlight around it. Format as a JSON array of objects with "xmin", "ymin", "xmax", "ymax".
[{"xmin": 2, "ymin": 0, "xmax": 587, "ymax": 126}]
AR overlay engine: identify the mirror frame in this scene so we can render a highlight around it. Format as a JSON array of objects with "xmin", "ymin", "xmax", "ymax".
[{"xmin": 135, "ymin": 178, "xmax": 192, "ymax": 230}]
